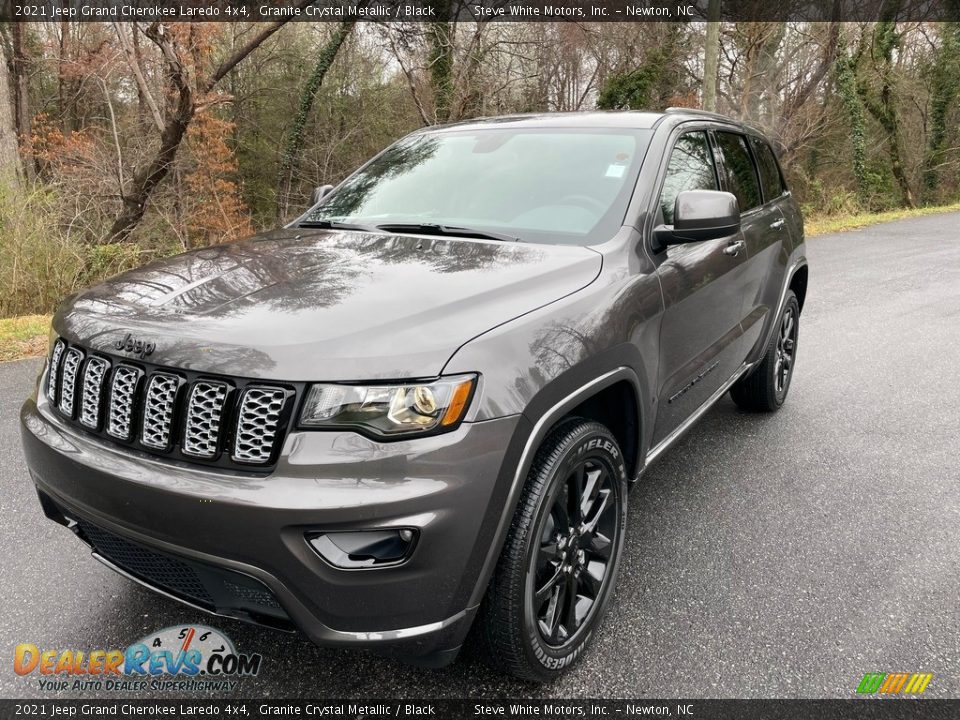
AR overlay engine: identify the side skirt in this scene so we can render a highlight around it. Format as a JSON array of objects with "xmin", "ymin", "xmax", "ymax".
[{"xmin": 641, "ymin": 361, "xmax": 754, "ymax": 472}]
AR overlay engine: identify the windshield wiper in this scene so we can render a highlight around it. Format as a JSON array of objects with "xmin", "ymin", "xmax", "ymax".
[
  {"xmin": 298, "ymin": 219, "xmax": 378, "ymax": 232},
  {"xmin": 374, "ymin": 223, "xmax": 521, "ymax": 243}
]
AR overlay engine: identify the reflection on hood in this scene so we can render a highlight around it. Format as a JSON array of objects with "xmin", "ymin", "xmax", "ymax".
[{"xmin": 59, "ymin": 229, "xmax": 602, "ymax": 381}]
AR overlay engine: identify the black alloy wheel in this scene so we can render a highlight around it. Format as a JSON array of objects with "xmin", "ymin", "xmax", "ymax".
[
  {"xmin": 730, "ymin": 289, "xmax": 801, "ymax": 412},
  {"xmin": 478, "ymin": 418, "xmax": 627, "ymax": 681},
  {"xmin": 774, "ymin": 303, "xmax": 798, "ymax": 395},
  {"xmin": 532, "ymin": 455, "xmax": 619, "ymax": 648}
]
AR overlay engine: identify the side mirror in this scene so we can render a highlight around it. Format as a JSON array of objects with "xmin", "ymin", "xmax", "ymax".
[
  {"xmin": 310, "ymin": 184, "xmax": 334, "ymax": 206},
  {"xmin": 653, "ymin": 190, "xmax": 740, "ymax": 251}
]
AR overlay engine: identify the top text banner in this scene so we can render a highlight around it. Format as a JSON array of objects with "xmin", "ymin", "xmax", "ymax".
[{"xmin": 2, "ymin": 0, "xmax": 958, "ymax": 22}]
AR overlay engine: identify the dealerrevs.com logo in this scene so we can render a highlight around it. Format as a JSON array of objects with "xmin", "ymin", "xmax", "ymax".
[{"xmin": 14, "ymin": 625, "xmax": 262, "ymax": 693}]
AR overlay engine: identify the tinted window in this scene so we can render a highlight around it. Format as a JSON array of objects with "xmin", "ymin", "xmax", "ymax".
[
  {"xmin": 303, "ymin": 128, "xmax": 653, "ymax": 246},
  {"xmin": 751, "ymin": 137, "xmax": 785, "ymax": 201},
  {"xmin": 659, "ymin": 132, "xmax": 718, "ymax": 224},
  {"xmin": 715, "ymin": 132, "xmax": 762, "ymax": 212}
]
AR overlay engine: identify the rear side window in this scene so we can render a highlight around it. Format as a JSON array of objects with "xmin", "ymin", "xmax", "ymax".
[
  {"xmin": 714, "ymin": 132, "xmax": 762, "ymax": 212},
  {"xmin": 659, "ymin": 132, "xmax": 718, "ymax": 224},
  {"xmin": 750, "ymin": 137, "xmax": 786, "ymax": 201}
]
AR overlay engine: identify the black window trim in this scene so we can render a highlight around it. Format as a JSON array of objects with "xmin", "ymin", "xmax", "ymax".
[
  {"xmin": 746, "ymin": 133, "xmax": 789, "ymax": 205},
  {"xmin": 710, "ymin": 129, "xmax": 765, "ymax": 217},
  {"xmin": 650, "ymin": 126, "xmax": 722, "ymax": 229},
  {"xmin": 642, "ymin": 119, "xmax": 789, "ymax": 253}
]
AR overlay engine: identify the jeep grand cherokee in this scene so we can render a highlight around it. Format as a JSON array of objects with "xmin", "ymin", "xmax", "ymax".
[{"xmin": 21, "ymin": 109, "xmax": 807, "ymax": 681}]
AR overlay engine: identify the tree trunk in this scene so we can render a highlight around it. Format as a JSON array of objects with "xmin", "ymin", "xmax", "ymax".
[
  {"xmin": 741, "ymin": 23, "xmax": 784, "ymax": 126},
  {"xmin": 133, "ymin": 23, "xmax": 145, "ymax": 126},
  {"xmin": 427, "ymin": 0, "xmax": 455, "ymax": 123},
  {"xmin": 10, "ymin": 23, "xmax": 32, "ymax": 179},
  {"xmin": 275, "ymin": 21, "xmax": 354, "ymax": 220},
  {"xmin": 114, "ymin": 22, "xmax": 163, "ymax": 132},
  {"xmin": 58, "ymin": 20, "xmax": 76, "ymax": 133},
  {"xmin": 922, "ymin": 20, "xmax": 960, "ymax": 200},
  {"xmin": 106, "ymin": 28, "xmax": 193, "ymax": 243},
  {"xmin": 835, "ymin": 45, "xmax": 868, "ymax": 203},
  {"xmin": 864, "ymin": 3, "xmax": 914, "ymax": 207},
  {"xmin": 702, "ymin": 0, "xmax": 721, "ymax": 112},
  {"xmin": 0, "ymin": 38, "xmax": 23, "ymax": 188}
]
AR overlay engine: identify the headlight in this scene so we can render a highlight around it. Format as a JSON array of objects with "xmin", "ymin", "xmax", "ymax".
[{"xmin": 299, "ymin": 374, "xmax": 477, "ymax": 438}]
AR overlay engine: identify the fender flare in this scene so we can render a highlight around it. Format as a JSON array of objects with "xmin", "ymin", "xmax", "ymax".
[
  {"xmin": 466, "ymin": 365, "xmax": 644, "ymax": 609},
  {"xmin": 747, "ymin": 255, "xmax": 808, "ymax": 365}
]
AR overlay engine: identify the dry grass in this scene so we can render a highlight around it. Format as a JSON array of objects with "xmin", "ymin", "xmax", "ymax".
[
  {"xmin": 805, "ymin": 202, "xmax": 960, "ymax": 236},
  {"xmin": 0, "ymin": 315, "xmax": 50, "ymax": 363}
]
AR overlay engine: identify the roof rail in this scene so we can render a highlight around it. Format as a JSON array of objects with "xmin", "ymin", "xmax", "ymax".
[{"xmin": 665, "ymin": 107, "xmax": 736, "ymax": 122}]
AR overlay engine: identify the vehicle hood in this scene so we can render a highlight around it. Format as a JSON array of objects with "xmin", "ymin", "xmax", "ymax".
[{"xmin": 56, "ymin": 229, "xmax": 602, "ymax": 381}]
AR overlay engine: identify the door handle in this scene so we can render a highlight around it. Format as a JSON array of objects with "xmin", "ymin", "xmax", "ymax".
[
  {"xmin": 770, "ymin": 218, "xmax": 785, "ymax": 229},
  {"xmin": 723, "ymin": 240, "xmax": 745, "ymax": 257}
]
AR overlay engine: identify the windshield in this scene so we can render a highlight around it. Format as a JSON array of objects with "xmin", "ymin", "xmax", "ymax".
[{"xmin": 302, "ymin": 128, "xmax": 653, "ymax": 245}]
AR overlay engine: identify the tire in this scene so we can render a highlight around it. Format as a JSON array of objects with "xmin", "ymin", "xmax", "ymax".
[
  {"xmin": 730, "ymin": 289, "xmax": 800, "ymax": 412},
  {"xmin": 478, "ymin": 417, "xmax": 628, "ymax": 682}
]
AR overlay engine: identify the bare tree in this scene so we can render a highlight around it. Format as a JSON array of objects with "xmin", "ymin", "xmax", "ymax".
[
  {"xmin": 106, "ymin": 18, "xmax": 308, "ymax": 242},
  {"xmin": 0, "ymin": 38, "xmax": 23, "ymax": 187},
  {"xmin": 702, "ymin": 1, "xmax": 721, "ymax": 111}
]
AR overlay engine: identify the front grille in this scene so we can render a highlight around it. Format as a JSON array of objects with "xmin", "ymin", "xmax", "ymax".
[
  {"xmin": 79, "ymin": 356, "xmax": 109, "ymax": 429},
  {"xmin": 233, "ymin": 387, "xmax": 287, "ymax": 464},
  {"xmin": 107, "ymin": 366, "xmax": 141, "ymax": 440},
  {"xmin": 45, "ymin": 338, "xmax": 295, "ymax": 470},
  {"xmin": 140, "ymin": 372, "xmax": 181, "ymax": 450},
  {"xmin": 58, "ymin": 348, "xmax": 83, "ymax": 417},
  {"xmin": 47, "ymin": 339, "xmax": 65, "ymax": 401},
  {"xmin": 182, "ymin": 381, "xmax": 228, "ymax": 458}
]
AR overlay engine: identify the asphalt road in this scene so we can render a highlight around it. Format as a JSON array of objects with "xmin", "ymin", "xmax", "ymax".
[{"xmin": 2, "ymin": 214, "xmax": 958, "ymax": 700}]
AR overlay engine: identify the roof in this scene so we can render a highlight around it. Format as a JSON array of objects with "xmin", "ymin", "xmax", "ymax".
[
  {"xmin": 423, "ymin": 111, "xmax": 667, "ymax": 132},
  {"xmin": 417, "ymin": 108, "xmax": 758, "ymax": 136}
]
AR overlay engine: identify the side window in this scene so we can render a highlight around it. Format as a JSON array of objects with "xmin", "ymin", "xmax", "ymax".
[
  {"xmin": 659, "ymin": 132, "xmax": 718, "ymax": 224},
  {"xmin": 714, "ymin": 132, "xmax": 762, "ymax": 212},
  {"xmin": 750, "ymin": 137, "xmax": 785, "ymax": 201}
]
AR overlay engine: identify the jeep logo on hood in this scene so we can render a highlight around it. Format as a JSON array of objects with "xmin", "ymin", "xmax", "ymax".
[{"xmin": 115, "ymin": 333, "xmax": 155, "ymax": 358}]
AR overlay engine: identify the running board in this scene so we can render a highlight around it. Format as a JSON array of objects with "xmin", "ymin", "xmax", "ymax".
[{"xmin": 642, "ymin": 362, "xmax": 753, "ymax": 471}]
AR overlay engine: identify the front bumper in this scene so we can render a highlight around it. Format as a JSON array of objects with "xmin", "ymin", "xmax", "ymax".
[{"xmin": 21, "ymin": 392, "xmax": 523, "ymax": 658}]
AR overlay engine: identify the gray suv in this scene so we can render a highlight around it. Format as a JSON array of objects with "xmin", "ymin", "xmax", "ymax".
[{"xmin": 20, "ymin": 109, "xmax": 807, "ymax": 681}]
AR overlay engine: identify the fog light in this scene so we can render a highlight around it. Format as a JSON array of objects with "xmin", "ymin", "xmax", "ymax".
[{"xmin": 307, "ymin": 529, "xmax": 418, "ymax": 569}]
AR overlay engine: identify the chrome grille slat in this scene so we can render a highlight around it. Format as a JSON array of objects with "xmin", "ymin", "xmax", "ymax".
[
  {"xmin": 182, "ymin": 381, "xmax": 229, "ymax": 459},
  {"xmin": 233, "ymin": 387, "xmax": 286, "ymax": 464},
  {"xmin": 107, "ymin": 365, "xmax": 142, "ymax": 440},
  {"xmin": 58, "ymin": 348, "xmax": 84, "ymax": 417},
  {"xmin": 47, "ymin": 339, "xmax": 65, "ymax": 402},
  {"xmin": 141, "ymin": 373, "xmax": 180, "ymax": 450},
  {"xmin": 79, "ymin": 356, "xmax": 109, "ymax": 428}
]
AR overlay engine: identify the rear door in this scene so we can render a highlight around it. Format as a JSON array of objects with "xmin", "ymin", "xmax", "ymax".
[
  {"xmin": 651, "ymin": 130, "xmax": 751, "ymax": 444},
  {"xmin": 738, "ymin": 135, "xmax": 794, "ymax": 356}
]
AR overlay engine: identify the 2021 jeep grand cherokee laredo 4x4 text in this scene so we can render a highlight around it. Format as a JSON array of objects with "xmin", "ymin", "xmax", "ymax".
[{"xmin": 21, "ymin": 109, "xmax": 807, "ymax": 681}]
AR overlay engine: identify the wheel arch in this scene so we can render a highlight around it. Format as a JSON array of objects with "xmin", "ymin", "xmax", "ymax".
[
  {"xmin": 790, "ymin": 263, "xmax": 808, "ymax": 313},
  {"xmin": 560, "ymin": 379, "xmax": 641, "ymax": 482},
  {"xmin": 465, "ymin": 365, "xmax": 645, "ymax": 610}
]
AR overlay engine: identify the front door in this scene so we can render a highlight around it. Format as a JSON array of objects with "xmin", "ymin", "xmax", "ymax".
[{"xmin": 651, "ymin": 130, "xmax": 753, "ymax": 444}]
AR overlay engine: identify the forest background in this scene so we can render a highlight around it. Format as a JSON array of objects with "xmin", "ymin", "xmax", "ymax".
[{"xmin": 2, "ymin": 11, "xmax": 958, "ymax": 334}]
